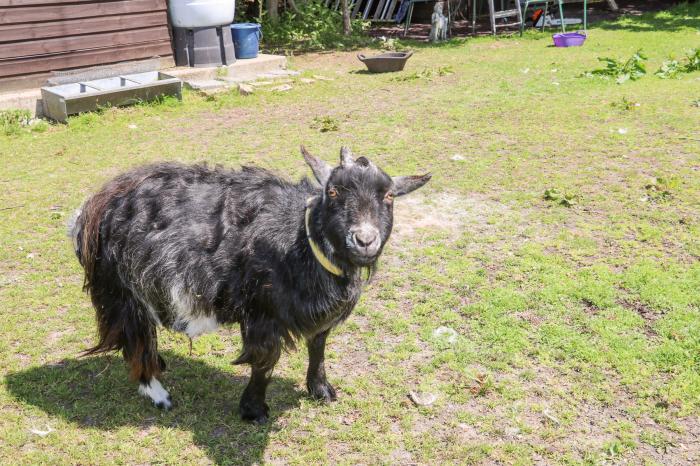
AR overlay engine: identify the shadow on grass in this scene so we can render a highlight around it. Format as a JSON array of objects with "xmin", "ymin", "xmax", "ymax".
[
  {"xmin": 5, "ymin": 352, "xmax": 305, "ymax": 465},
  {"xmin": 348, "ymin": 69, "xmax": 377, "ymax": 75},
  {"xmin": 403, "ymin": 37, "xmax": 470, "ymax": 50},
  {"xmin": 597, "ymin": 3, "xmax": 700, "ymax": 32}
]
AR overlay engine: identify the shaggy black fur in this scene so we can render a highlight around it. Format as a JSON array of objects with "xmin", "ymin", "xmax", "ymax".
[{"xmin": 71, "ymin": 146, "xmax": 430, "ymax": 422}]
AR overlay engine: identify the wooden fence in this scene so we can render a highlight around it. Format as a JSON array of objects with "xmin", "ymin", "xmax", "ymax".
[{"xmin": 0, "ymin": 0, "xmax": 174, "ymax": 88}]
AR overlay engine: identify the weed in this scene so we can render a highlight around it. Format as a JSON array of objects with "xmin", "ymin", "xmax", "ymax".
[
  {"xmin": 643, "ymin": 176, "xmax": 678, "ymax": 203},
  {"xmin": 611, "ymin": 96, "xmax": 640, "ymax": 111},
  {"xmin": 544, "ymin": 188, "xmax": 577, "ymax": 207},
  {"xmin": 391, "ymin": 66, "xmax": 454, "ymax": 82},
  {"xmin": 437, "ymin": 65, "xmax": 454, "ymax": 76},
  {"xmin": 67, "ymin": 111, "xmax": 103, "ymax": 130},
  {"xmin": 29, "ymin": 120, "xmax": 49, "ymax": 133},
  {"xmin": 391, "ymin": 70, "xmax": 427, "ymax": 82},
  {"xmin": 469, "ymin": 373, "xmax": 494, "ymax": 397},
  {"xmin": 639, "ymin": 430, "xmax": 674, "ymax": 453},
  {"xmin": 603, "ymin": 440, "xmax": 626, "ymax": 459},
  {"xmin": 655, "ymin": 58, "xmax": 682, "ymax": 79},
  {"xmin": 686, "ymin": 48, "xmax": 700, "ymax": 72},
  {"xmin": 310, "ymin": 116, "xmax": 339, "ymax": 132},
  {"xmin": 0, "ymin": 109, "xmax": 31, "ymax": 135},
  {"xmin": 603, "ymin": 422, "xmax": 637, "ymax": 459},
  {"xmin": 139, "ymin": 95, "xmax": 183, "ymax": 109},
  {"xmin": 0, "ymin": 109, "xmax": 49, "ymax": 135},
  {"xmin": 656, "ymin": 48, "xmax": 700, "ymax": 79},
  {"xmin": 377, "ymin": 37, "xmax": 410, "ymax": 52},
  {"xmin": 584, "ymin": 50, "xmax": 647, "ymax": 84}
]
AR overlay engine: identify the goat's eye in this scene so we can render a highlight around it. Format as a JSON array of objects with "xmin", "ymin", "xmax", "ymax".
[
  {"xmin": 328, "ymin": 187, "xmax": 338, "ymax": 198},
  {"xmin": 384, "ymin": 191, "xmax": 394, "ymax": 203}
]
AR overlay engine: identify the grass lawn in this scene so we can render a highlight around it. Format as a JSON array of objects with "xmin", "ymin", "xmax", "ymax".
[{"xmin": 1, "ymin": 3, "xmax": 699, "ymax": 464}]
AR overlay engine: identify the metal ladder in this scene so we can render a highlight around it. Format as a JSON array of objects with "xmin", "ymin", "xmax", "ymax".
[{"xmin": 472, "ymin": 0, "xmax": 523, "ymax": 36}]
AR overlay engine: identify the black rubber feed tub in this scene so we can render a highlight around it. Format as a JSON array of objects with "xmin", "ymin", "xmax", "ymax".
[{"xmin": 357, "ymin": 51, "xmax": 414, "ymax": 73}]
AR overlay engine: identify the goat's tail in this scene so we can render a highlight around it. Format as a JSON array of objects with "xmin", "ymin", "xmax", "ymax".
[
  {"xmin": 71, "ymin": 170, "xmax": 160, "ymax": 373},
  {"xmin": 71, "ymin": 187, "xmax": 115, "ymax": 292},
  {"xmin": 70, "ymin": 172, "xmax": 152, "ymax": 292}
]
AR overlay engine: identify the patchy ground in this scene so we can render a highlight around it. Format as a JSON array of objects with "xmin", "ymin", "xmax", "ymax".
[{"xmin": 1, "ymin": 3, "xmax": 700, "ymax": 464}]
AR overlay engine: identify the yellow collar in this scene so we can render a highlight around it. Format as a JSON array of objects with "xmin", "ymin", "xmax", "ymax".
[{"xmin": 305, "ymin": 202, "xmax": 343, "ymax": 277}]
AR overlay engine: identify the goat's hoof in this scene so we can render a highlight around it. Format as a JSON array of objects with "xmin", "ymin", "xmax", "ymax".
[
  {"xmin": 154, "ymin": 394, "xmax": 173, "ymax": 410},
  {"xmin": 240, "ymin": 400, "xmax": 270, "ymax": 424},
  {"xmin": 308, "ymin": 382, "xmax": 337, "ymax": 403}
]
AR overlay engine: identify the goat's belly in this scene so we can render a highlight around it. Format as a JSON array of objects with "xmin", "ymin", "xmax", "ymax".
[
  {"xmin": 168, "ymin": 286, "xmax": 220, "ymax": 338},
  {"xmin": 175, "ymin": 315, "xmax": 219, "ymax": 338}
]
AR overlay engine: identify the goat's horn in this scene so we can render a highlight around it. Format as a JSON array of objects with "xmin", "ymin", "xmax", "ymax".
[{"xmin": 340, "ymin": 146, "xmax": 354, "ymax": 167}]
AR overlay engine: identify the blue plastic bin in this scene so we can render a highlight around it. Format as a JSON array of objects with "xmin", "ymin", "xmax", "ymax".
[{"xmin": 230, "ymin": 23, "xmax": 262, "ymax": 59}]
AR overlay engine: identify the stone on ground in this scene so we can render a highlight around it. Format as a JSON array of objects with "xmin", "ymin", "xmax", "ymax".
[
  {"xmin": 238, "ymin": 83, "xmax": 255, "ymax": 96},
  {"xmin": 270, "ymin": 84, "xmax": 292, "ymax": 92}
]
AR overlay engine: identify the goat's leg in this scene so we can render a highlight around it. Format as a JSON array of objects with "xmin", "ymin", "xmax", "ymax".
[
  {"xmin": 306, "ymin": 330, "xmax": 337, "ymax": 402},
  {"xmin": 90, "ymin": 280, "xmax": 170, "ymax": 410},
  {"xmin": 121, "ymin": 313, "xmax": 171, "ymax": 410},
  {"xmin": 239, "ymin": 361, "xmax": 278, "ymax": 423},
  {"xmin": 237, "ymin": 324, "xmax": 281, "ymax": 423}
]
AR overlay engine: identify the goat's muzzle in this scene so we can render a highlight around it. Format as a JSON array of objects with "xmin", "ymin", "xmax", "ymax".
[{"xmin": 348, "ymin": 223, "xmax": 381, "ymax": 263}]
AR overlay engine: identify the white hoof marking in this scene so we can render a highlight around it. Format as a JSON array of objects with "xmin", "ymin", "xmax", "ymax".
[{"xmin": 138, "ymin": 377, "xmax": 172, "ymax": 409}]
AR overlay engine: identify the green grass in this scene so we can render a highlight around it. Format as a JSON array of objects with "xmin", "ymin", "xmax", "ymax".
[{"xmin": 2, "ymin": 3, "xmax": 700, "ymax": 464}]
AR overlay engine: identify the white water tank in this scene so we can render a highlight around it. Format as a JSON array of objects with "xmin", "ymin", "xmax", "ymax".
[{"xmin": 169, "ymin": 0, "xmax": 236, "ymax": 28}]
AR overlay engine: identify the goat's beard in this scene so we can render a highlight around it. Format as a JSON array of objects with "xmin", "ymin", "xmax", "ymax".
[{"xmin": 347, "ymin": 250, "xmax": 381, "ymax": 267}]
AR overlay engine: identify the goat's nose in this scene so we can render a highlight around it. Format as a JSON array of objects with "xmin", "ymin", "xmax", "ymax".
[
  {"xmin": 353, "ymin": 231, "xmax": 377, "ymax": 248},
  {"xmin": 351, "ymin": 224, "xmax": 379, "ymax": 252}
]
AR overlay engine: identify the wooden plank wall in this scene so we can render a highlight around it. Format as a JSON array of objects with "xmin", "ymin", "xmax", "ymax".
[{"xmin": 0, "ymin": 0, "xmax": 173, "ymax": 82}]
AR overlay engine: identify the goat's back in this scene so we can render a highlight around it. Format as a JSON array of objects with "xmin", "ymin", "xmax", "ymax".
[{"xmin": 73, "ymin": 162, "xmax": 316, "ymax": 327}]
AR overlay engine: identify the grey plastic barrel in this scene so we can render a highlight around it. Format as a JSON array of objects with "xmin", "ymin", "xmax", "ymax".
[{"xmin": 173, "ymin": 26, "xmax": 235, "ymax": 68}]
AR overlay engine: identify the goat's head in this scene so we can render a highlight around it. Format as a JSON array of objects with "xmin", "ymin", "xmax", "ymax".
[{"xmin": 302, "ymin": 146, "xmax": 431, "ymax": 268}]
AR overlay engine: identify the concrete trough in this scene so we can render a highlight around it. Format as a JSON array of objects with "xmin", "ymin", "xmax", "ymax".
[{"xmin": 41, "ymin": 71, "xmax": 182, "ymax": 122}]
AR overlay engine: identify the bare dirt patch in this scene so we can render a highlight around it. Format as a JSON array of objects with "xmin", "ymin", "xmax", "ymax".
[
  {"xmin": 292, "ymin": 51, "xmax": 370, "ymax": 73},
  {"xmin": 392, "ymin": 191, "xmax": 513, "ymax": 242},
  {"xmin": 620, "ymin": 299, "xmax": 662, "ymax": 337},
  {"xmin": 403, "ymin": 363, "xmax": 699, "ymax": 464}
]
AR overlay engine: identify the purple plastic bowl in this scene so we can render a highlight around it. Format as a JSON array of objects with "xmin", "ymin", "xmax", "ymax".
[{"xmin": 553, "ymin": 32, "xmax": 586, "ymax": 47}]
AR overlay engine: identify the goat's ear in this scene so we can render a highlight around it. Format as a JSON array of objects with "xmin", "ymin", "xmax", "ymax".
[
  {"xmin": 392, "ymin": 173, "xmax": 432, "ymax": 196},
  {"xmin": 301, "ymin": 146, "xmax": 332, "ymax": 186},
  {"xmin": 340, "ymin": 146, "xmax": 354, "ymax": 168}
]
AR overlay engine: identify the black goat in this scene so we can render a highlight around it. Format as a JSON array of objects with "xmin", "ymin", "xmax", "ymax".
[{"xmin": 71, "ymin": 146, "xmax": 430, "ymax": 423}]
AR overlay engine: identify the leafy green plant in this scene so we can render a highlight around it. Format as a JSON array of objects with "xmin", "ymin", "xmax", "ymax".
[
  {"xmin": 0, "ymin": 109, "xmax": 48, "ymax": 136},
  {"xmin": 437, "ymin": 65, "xmax": 454, "ymax": 76},
  {"xmin": 644, "ymin": 176, "xmax": 678, "ymax": 203},
  {"xmin": 469, "ymin": 373, "xmax": 494, "ymax": 397},
  {"xmin": 261, "ymin": 1, "xmax": 370, "ymax": 52},
  {"xmin": 377, "ymin": 36, "xmax": 410, "ymax": 52},
  {"xmin": 611, "ymin": 96, "xmax": 640, "ymax": 111},
  {"xmin": 391, "ymin": 65, "xmax": 454, "ymax": 82},
  {"xmin": 391, "ymin": 70, "xmax": 425, "ymax": 82},
  {"xmin": 585, "ymin": 50, "xmax": 647, "ymax": 84},
  {"xmin": 640, "ymin": 430, "xmax": 674, "ymax": 453},
  {"xmin": 310, "ymin": 115, "xmax": 339, "ymax": 132},
  {"xmin": 655, "ymin": 58, "xmax": 682, "ymax": 79},
  {"xmin": 1, "ymin": 109, "xmax": 31, "ymax": 135},
  {"xmin": 544, "ymin": 188, "xmax": 577, "ymax": 207},
  {"xmin": 30, "ymin": 120, "xmax": 48, "ymax": 133},
  {"xmin": 656, "ymin": 48, "xmax": 700, "ymax": 79},
  {"xmin": 684, "ymin": 47, "xmax": 700, "ymax": 72}
]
